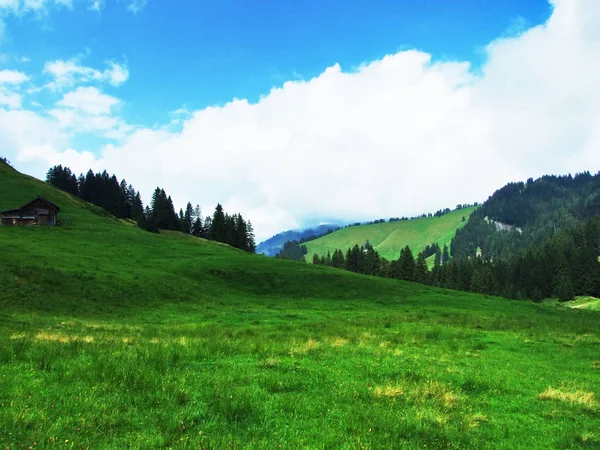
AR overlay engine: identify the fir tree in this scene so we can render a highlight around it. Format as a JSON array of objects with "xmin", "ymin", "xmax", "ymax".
[
  {"xmin": 442, "ymin": 244, "xmax": 450, "ymax": 265},
  {"xmin": 398, "ymin": 246, "xmax": 416, "ymax": 281},
  {"xmin": 413, "ymin": 252, "xmax": 429, "ymax": 284},
  {"xmin": 331, "ymin": 249, "xmax": 345, "ymax": 268},
  {"xmin": 183, "ymin": 202, "xmax": 194, "ymax": 234},
  {"xmin": 211, "ymin": 204, "xmax": 227, "ymax": 243}
]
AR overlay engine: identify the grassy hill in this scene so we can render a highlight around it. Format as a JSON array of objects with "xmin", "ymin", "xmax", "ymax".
[
  {"xmin": 1, "ymin": 164, "xmax": 599, "ymax": 449},
  {"xmin": 304, "ymin": 207, "xmax": 475, "ymax": 263}
]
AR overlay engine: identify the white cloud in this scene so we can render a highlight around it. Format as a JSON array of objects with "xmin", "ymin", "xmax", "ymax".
[
  {"xmin": 0, "ymin": 68, "xmax": 28, "ymax": 84},
  {"xmin": 43, "ymin": 57, "xmax": 129, "ymax": 90},
  {"xmin": 11, "ymin": 0, "xmax": 600, "ymax": 241},
  {"xmin": 0, "ymin": 0, "xmax": 71, "ymax": 12},
  {"xmin": 0, "ymin": 90, "xmax": 21, "ymax": 108},
  {"xmin": 56, "ymin": 86, "xmax": 120, "ymax": 115},
  {"xmin": 127, "ymin": 0, "xmax": 146, "ymax": 14},
  {"xmin": 15, "ymin": 55, "xmax": 30, "ymax": 63},
  {"xmin": 0, "ymin": 0, "xmax": 19, "ymax": 11},
  {"xmin": 49, "ymin": 86, "xmax": 131, "ymax": 139},
  {"xmin": 0, "ymin": 108, "xmax": 67, "ymax": 176},
  {"xmin": 0, "ymin": 69, "xmax": 27, "ymax": 109},
  {"xmin": 23, "ymin": 0, "xmax": 45, "ymax": 10},
  {"xmin": 49, "ymin": 108, "xmax": 131, "ymax": 139}
]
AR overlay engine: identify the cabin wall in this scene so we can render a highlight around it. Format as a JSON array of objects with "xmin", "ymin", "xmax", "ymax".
[{"xmin": 1, "ymin": 198, "xmax": 59, "ymax": 227}]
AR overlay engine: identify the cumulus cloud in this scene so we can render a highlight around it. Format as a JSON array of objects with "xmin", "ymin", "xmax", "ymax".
[
  {"xmin": 49, "ymin": 86, "xmax": 131, "ymax": 139},
  {"xmin": 0, "ymin": 68, "xmax": 28, "ymax": 83},
  {"xmin": 0, "ymin": 69, "xmax": 28, "ymax": 109},
  {"xmin": 56, "ymin": 86, "xmax": 119, "ymax": 115},
  {"xmin": 0, "ymin": 90, "xmax": 20, "ymax": 108},
  {"xmin": 10, "ymin": 0, "xmax": 600, "ymax": 241},
  {"xmin": 43, "ymin": 57, "xmax": 129, "ymax": 90}
]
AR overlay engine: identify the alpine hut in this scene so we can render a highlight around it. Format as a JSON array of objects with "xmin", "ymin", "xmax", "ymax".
[{"xmin": 1, "ymin": 196, "xmax": 60, "ymax": 227}]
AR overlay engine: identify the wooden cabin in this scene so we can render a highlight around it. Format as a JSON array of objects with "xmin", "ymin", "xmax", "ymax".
[{"xmin": 1, "ymin": 196, "xmax": 60, "ymax": 227}]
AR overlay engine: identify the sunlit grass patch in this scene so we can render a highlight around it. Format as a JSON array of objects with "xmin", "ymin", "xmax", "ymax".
[
  {"xmin": 34, "ymin": 331, "xmax": 94, "ymax": 344},
  {"xmin": 358, "ymin": 332, "xmax": 376, "ymax": 347},
  {"xmin": 328, "ymin": 336, "xmax": 349, "ymax": 347},
  {"xmin": 465, "ymin": 412, "xmax": 488, "ymax": 431},
  {"xmin": 259, "ymin": 357, "xmax": 280, "ymax": 369},
  {"xmin": 539, "ymin": 387, "xmax": 597, "ymax": 408},
  {"xmin": 9, "ymin": 333, "xmax": 26, "ymax": 340},
  {"xmin": 372, "ymin": 380, "xmax": 462, "ymax": 410},
  {"xmin": 415, "ymin": 381, "xmax": 462, "ymax": 409},
  {"xmin": 290, "ymin": 338, "xmax": 320, "ymax": 355},
  {"xmin": 372, "ymin": 385, "xmax": 404, "ymax": 398},
  {"xmin": 579, "ymin": 432, "xmax": 600, "ymax": 446}
]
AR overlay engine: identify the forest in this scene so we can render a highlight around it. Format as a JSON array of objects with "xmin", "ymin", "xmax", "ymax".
[
  {"xmin": 308, "ymin": 172, "xmax": 600, "ymax": 301},
  {"xmin": 45, "ymin": 164, "xmax": 255, "ymax": 253}
]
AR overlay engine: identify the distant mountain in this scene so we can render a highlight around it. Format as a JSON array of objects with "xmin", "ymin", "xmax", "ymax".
[{"xmin": 257, "ymin": 224, "xmax": 342, "ymax": 256}]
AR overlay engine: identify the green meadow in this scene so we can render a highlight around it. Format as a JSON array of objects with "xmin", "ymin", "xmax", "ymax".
[
  {"xmin": 304, "ymin": 208, "xmax": 475, "ymax": 263},
  {"xmin": 1, "ymin": 163, "xmax": 600, "ymax": 449}
]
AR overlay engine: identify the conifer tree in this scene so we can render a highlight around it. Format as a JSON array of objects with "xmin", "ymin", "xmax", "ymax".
[
  {"xmin": 556, "ymin": 276, "xmax": 575, "ymax": 302},
  {"xmin": 434, "ymin": 249, "xmax": 442, "ymax": 267},
  {"xmin": 179, "ymin": 209, "xmax": 185, "ymax": 231},
  {"xmin": 398, "ymin": 245, "xmax": 416, "ymax": 281},
  {"xmin": 414, "ymin": 252, "xmax": 429, "ymax": 284},
  {"xmin": 246, "ymin": 221, "xmax": 256, "ymax": 253},
  {"xmin": 331, "ymin": 249, "xmax": 345, "ymax": 268},
  {"xmin": 183, "ymin": 202, "xmax": 194, "ymax": 234},
  {"xmin": 442, "ymin": 244, "xmax": 450, "ymax": 265},
  {"xmin": 211, "ymin": 204, "xmax": 227, "ymax": 243}
]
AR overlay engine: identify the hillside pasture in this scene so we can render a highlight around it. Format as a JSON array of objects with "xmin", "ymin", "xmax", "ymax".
[{"xmin": 304, "ymin": 207, "xmax": 475, "ymax": 262}]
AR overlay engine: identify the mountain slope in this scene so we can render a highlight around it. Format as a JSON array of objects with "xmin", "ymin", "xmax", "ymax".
[
  {"xmin": 452, "ymin": 172, "xmax": 600, "ymax": 261},
  {"xmin": 257, "ymin": 223, "xmax": 341, "ymax": 256},
  {"xmin": 305, "ymin": 207, "xmax": 475, "ymax": 262},
  {"xmin": 1, "ymin": 166, "xmax": 599, "ymax": 449}
]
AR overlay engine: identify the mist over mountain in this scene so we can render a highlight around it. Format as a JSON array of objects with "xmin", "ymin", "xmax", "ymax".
[{"xmin": 257, "ymin": 223, "xmax": 343, "ymax": 256}]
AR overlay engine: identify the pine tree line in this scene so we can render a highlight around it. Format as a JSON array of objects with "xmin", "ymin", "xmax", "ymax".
[
  {"xmin": 45, "ymin": 165, "xmax": 255, "ymax": 253},
  {"xmin": 312, "ymin": 215, "xmax": 600, "ymax": 302},
  {"xmin": 312, "ymin": 243, "xmax": 435, "ymax": 282}
]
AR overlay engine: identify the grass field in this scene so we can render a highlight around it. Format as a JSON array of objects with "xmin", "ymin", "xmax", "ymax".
[
  {"xmin": 1, "ymin": 163, "xmax": 600, "ymax": 449},
  {"xmin": 304, "ymin": 208, "xmax": 475, "ymax": 263},
  {"xmin": 564, "ymin": 297, "xmax": 600, "ymax": 311}
]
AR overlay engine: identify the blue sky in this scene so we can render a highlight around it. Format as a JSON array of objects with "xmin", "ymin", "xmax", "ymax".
[
  {"xmin": 3, "ymin": 0, "xmax": 600, "ymax": 241},
  {"xmin": 4, "ymin": 0, "xmax": 550, "ymax": 128}
]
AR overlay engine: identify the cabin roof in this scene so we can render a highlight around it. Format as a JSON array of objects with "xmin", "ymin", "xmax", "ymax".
[{"xmin": 1, "ymin": 196, "xmax": 60, "ymax": 214}]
